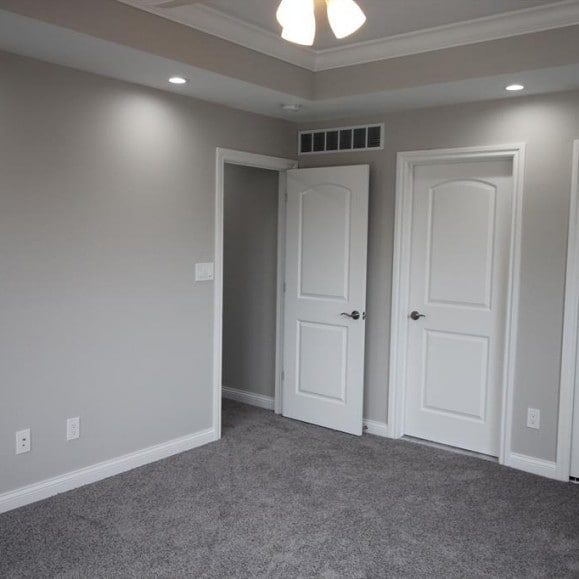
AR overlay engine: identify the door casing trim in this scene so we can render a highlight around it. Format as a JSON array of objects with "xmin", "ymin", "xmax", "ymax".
[
  {"xmin": 213, "ymin": 148, "xmax": 297, "ymax": 440},
  {"xmin": 388, "ymin": 144, "xmax": 528, "ymax": 473},
  {"xmin": 558, "ymin": 140, "xmax": 579, "ymax": 481}
]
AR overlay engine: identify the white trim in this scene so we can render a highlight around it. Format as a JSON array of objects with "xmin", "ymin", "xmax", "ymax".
[
  {"xmin": 559, "ymin": 140, "xmax": 579, "ymax": 481},
  {"xmin": 178, "ymin": 5, "xmax": 315, "ymax": 70},
  {"xmin": 222, "ymin": 386, "xmax": 275, "ymax": 411},
  {"xmin": 388, "ymin": 144, "xmax": 526, "ymax": 471},
  {"xmin": 117, "ymin": 1, "xmax": 315, "ymax": 70},
  {"xmin": 214, "ymin": 149, "xmax": 298, "ymax": 440},
  {"xmin": 498, "ymin": 146, "xmax": 526, "ymax": 469},
  {"xmin": 507, "ymin": 452, "xmax": 559, "ymax": 480},
  {"xmin": 116, "ymin": 0, "xmax": 579, "ymax": 72},
  {"xmin": 314, "ymin": 0, "xmax": 579, "ymax": 70},
  {"xmin": 275, "ymin": 172, "xmax": 288, "ymax": 414},
  {"xmin": 222, "ymin": 385, "xmax": 389, "ymax": 436},
  {"xmin": 363, "ymin": 419, "xmax": 389, "ymax": 438},
  {"xmin": 0, "ymin": 428, "xmax": 215, "ymax": 514}
]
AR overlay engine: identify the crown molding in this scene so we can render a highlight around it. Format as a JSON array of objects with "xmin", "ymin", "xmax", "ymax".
[
  {"xmin": 314, "ymin": 0, "xmax": 579, "ymax": 70},
  {"xmin": 117, "ymin": 1, "xmax": 316, "ymax": 70},
  {"xmin": 116, "ymin": 0, "xmax": 579, "ymax": 72}
]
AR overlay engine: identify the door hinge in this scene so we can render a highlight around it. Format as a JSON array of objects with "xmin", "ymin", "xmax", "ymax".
[
  {"xmin": 283, "ymin": 282, "xmax": 286, "ymax": 293},
  {"xmin": 282, "ymin": 371, "xmax": 285, "ymax": 381}
]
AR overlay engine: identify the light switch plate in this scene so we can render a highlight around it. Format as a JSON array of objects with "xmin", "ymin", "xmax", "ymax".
[
  {"xmin": 195, "ymin": 262, "xmax": 214, "ymax": 282},
  {"xmin": 527, "ymin": 407, "xmax": 540, "ymax": 430},
  {"xmin": 67, "ymin": 417, "xmax": 80, "ymax": 441}
]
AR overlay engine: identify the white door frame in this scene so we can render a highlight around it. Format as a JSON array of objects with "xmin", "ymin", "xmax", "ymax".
[
  {"xmin": 388, "ymin": 144, "xmax": 526, "ymax": 469},
  {"xmin": 558, "ymin": 140, "xmax": 579, "ymax": 481},
  {"xmin": 213, "ymin": 148, "xmax": 297, "ymax": 440}
]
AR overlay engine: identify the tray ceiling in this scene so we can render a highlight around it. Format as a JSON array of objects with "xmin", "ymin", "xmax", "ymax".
[
  {"xmin": 204, "ymin": 0, "xmax": 558, "ymax": 49},
  {"xmin": 116, "ymin": 0, "xmax": 579, "ymax": 69}
]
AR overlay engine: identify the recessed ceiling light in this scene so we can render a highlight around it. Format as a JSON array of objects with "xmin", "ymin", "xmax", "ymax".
[
  {"xmin": 505, "ymin": 84, "xmax": 525, "ymax": 91},
  {"xmin": 169, "ymin": 76, "xmax": 187, "ymax": 85}
]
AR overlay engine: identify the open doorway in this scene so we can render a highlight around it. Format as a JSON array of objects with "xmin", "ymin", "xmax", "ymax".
[
  {"xmin": 213, "ymin": 149, "xmax": 297, "ymax": 439},
  {"xmin": 221, "ymin": 163, "xmax": 280, "ymax": 412},
  {"xmin": 213, "ymin": 150, "xmax": 370, "ymax": 440}
]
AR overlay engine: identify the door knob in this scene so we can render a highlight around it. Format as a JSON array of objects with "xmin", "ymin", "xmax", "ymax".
[
  {"xmin": 409, "ymin": 310, "xmax": 426, "ymax": 321},
  {"xmin": 341, "ymin": 310, "xmax": 361, "ymax": 320}
]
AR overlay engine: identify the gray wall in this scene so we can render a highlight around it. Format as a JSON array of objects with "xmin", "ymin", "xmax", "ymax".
[
  {"xmin": 222, "ymin": 165, "xmax": 279, "ymax": 398},
  {"xmin": 4, "ymin": 1, "xmax": 578, "ymax": 104},
  {"xmin": 0, "ymin": 51, "xmax": 294, "ymax": 494},
  {"xmin": 2, "ymin": 49, "xmax": 577, "ymax": 496},
  {"xmin": 299, "ymin": 89, "xmax": 579, "ymax": 462},
  {"xmin": 1, "ymin": 0, "xmax": 313, "ymax": 99},
  {"xmin": 313, "ymin": 25, "xmax": 579, "ymax": 99}
]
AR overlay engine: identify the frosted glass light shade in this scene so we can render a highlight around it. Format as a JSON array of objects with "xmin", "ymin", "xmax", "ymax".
[
  {"xmin": 278, "ymin": 0, "xmax": 316, "ymax": 46},
  {"xmin": 276, "ymin": 0, "xmax": 314, "ymax": 29},
  {"xmin": 282, "ymin": 17, "xmax": 316, "ymax": 46},
  {"xmin": 326, "ymin": 0, "xmax": 366, "ymax": 39}
]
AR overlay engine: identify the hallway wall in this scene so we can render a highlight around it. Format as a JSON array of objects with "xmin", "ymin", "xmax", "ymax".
[{"xmin": 223, "ymin": 165, "xmax": 279, "ymax": 399}]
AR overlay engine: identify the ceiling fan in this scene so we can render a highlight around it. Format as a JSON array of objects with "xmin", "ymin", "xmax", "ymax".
[
  {"xmin": 277, "ymin": 0, "xmax": 366, "ymax": 45},
  {"xmin": 151, "ymin": 0, "xmax": 366, "ymax": 47}
]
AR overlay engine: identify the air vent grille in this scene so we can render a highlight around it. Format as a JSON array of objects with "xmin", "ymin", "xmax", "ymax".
[{"xmin": 299, "ymin": 124, "xmax": 383, "ymax": 155}]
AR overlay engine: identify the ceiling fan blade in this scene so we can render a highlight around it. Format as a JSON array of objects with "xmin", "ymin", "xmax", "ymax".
[{"xmin": 156, "ymin": 0, "xmax": 207, "ymax": 8}]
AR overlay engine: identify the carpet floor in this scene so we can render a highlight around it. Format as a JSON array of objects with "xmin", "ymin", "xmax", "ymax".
[{"xmin": 1, "ymin": 400, "xmax": 579, "ymax": 578}]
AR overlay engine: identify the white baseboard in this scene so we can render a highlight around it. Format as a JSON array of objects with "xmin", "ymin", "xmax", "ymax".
[
  {"xmin": 363, "ymin": 418, "xmax": 389, "ymax": 438},
  {"xmin": 0, "ymin": 427, "xmax": 216, "ymax": 514},
  {"xmin": 506, "ymin": 451, "xmax": 560, "ymax": 480},
  {"xmin": 222, "ymin": 385, "xmax": 275, "ymax": 410},
  {"xmin": 223, "ymin": 388, "xmax": 388, "ymax": 437}
]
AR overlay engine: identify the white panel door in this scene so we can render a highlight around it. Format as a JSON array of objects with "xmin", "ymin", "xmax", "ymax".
[
  {"xmin": 283, "ymin": 165, "xmax": 369, "ymax": 435},
  {"xmin": 404, "ymin": 160, "xmax": 513, "ymax": 456}
]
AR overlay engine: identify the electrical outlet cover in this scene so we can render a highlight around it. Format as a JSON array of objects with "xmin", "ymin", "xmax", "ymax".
[{"xmin": 16, "ymin": 429, "xmax": 31, "ymax": 454}]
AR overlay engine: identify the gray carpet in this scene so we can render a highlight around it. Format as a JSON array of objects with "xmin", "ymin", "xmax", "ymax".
[{"xmin": 1, "ymin": 400, "xmax": 579, "ymax": 578}]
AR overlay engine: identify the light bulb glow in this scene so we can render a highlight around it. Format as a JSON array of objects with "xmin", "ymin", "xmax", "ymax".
[
  {"xmin": 326, "ymin": 0, "xmax": 366, "ymax": 39},
  {"xmin": 276, "ymin": 0, "xmax": 292, "ymax": 27},
  {"xmin": 282, "ymin": 18, "xmax": 316, "ymax": 46},
  {"xmin": 505, "ymin": 84, "xmax": 525, "ymax": 91},
  {"xmin": 279, "ymin": 0, "xmax": 316, "ymax": 46},
  {"xmin": 277, "ymin": 0, "xmax": 314, "ymax": 28},
  {"xmin": 169, "ymin": 76, "xmax": 187, "ymax": 85}
]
